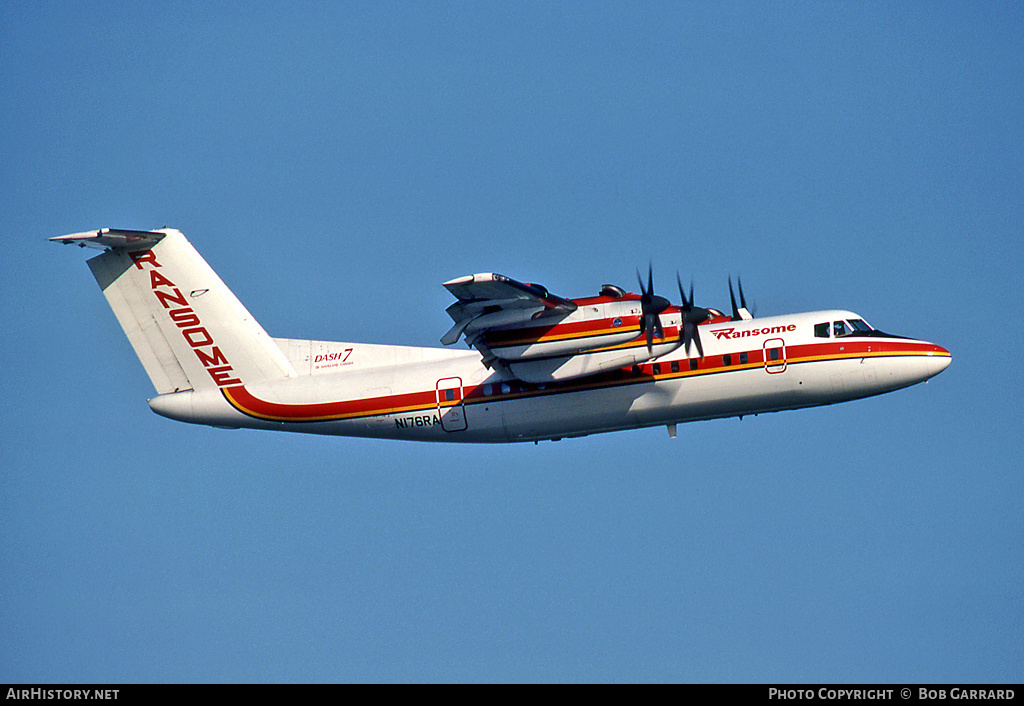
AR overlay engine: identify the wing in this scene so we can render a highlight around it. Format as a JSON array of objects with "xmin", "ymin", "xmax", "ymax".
[
  {"xmin": 442, "ymin": 272, "xmax": 686, "ymax": 382},
  {"xmin": 441, "ymin": 273, "xmax": 577, "ymax": 347}
]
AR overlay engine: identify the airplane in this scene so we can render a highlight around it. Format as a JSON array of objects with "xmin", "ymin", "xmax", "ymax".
[{"xmin": 53, "ymin": 227, "xmax": 951, "ymax": 443}]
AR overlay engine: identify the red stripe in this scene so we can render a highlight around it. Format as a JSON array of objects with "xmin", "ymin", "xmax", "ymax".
[
  {"xmin": 570, "ymin": 293, "xmax": 643, "ymax": 307},
  {"xmin": 485, "ymin": 316, "xmax": 644, "ymax": 346},
  {"xmin": 223, "ymin": 385, "xmax": 436, "ymax": 422},
  {"xmin": 223, "ymin": 338, "xmax": 948, "ymax": 423}
]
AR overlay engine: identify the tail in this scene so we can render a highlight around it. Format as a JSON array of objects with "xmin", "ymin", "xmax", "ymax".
[{"xmin": 53, "ymin": 228, "xmax": 296, "ymax": 394}]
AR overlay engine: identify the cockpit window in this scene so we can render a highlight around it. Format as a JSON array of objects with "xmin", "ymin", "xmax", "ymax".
[
  {"xmin": 834, "ymin": 319, "xmax": 874, "ymax": 337},
  {"xmin": 814, "ymin": 323, "xmax": 830, "ymax": 338}
]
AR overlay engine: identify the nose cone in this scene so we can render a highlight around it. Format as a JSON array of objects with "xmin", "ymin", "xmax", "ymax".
[
  {"xmin": 879, "ymin": 340, "xmax": 950, "ymax": 392},
  {"xmin": 905, "ymin": 341, "xmax": 951, "ymax": 387},
  {"xmin": 924, "ymin": 343, "xmax": 952, "ymax": 378}
]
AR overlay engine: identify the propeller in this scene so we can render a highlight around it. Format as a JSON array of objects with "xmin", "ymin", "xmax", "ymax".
[
  {"xmin": 728, "ymin": 276, "xmax": 754, "ymax": 321},
  {"xmin": 677, "ymin": 273, "xmax": 713, "ymax": 359},
  {"xmin": 637, "ymin": 265, "xmax": 671, "ymax": 352}
]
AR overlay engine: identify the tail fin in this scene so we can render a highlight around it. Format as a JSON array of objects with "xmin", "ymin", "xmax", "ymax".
[{"xmin": 53, "ymin": 228, "xmax": 296, "ymax": 394}]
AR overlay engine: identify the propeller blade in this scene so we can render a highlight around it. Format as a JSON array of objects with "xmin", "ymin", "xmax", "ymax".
[
  {"xmin": 637, "ymin": 265, "xmax": 671, "ymax": 352},
  {"xmin": 676, "ymin": 272, "xmax": 708, "ymax": 358},
  {"xmin": 691, "ymin": 322, "xmax": 704, "ymax": 358},
  {"xmin": 729, "ymin": 275, "xmax": 754, "ymax": 321},
  {"xmin": 729, "ymin": 276, "xmax": 739, "ymax": 320}
]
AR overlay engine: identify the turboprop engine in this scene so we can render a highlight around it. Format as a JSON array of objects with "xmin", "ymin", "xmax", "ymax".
[{"xmin": 441, "ymin": 268, "xmax": 722, "ymax": 384}]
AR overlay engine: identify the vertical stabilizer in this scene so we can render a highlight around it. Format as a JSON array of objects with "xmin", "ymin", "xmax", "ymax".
[{"xmin": 54, "ymin": 228, "xmax": 296, "ymax": 394}]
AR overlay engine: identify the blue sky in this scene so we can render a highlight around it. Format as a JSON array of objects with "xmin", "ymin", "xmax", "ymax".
[{"xmin": 2, "ymin": 1, "xmax": 1021, "ymax": 682}]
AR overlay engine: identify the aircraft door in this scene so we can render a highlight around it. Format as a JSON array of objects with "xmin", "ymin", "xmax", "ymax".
[
  {"xmin": 436, "ymin": 377, "xmax": 468, "ymax": 432},
  {"xmin": 763, "ymin": 338, "xmax": 787, "ymax": 374}
]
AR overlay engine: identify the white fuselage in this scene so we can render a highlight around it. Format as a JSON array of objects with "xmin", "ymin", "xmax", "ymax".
[{"xmin": 148, "ymin": 309, "xmax": 951, "ymax": 443}]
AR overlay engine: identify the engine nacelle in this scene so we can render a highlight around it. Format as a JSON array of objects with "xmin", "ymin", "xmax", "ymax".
[
  {"xmin": 507, "ymin": 337, "xmax": 681, "ymax": 383},
  {"xmin": 485, "ymin": 299, "xmax": 683, "ymax": 382},
  {"xmin": 484, "ymin": 316, "xmax": 645, "ymax": 360}
]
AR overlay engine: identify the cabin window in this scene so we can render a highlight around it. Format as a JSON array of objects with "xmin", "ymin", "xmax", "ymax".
[
  {"xmin": 689, "ymin": 359, "xmax": 699, "ymax": 371},
  {"xmin": 671, "ymin": 360, "xmax": 680, "ymax": 373},
  {"xmin": 814, "ymin": 323, "xmax": 830, "ymax": 338},
  {"xmin": 483, "ymin": 384, "xmax": 493, "ymax": 397},
  {"xmin": 501, "ymin": 383, "xmax": 512, "ymax": 395},
  {"xmin": 612, "ymin": 317, "xmax": 623, "ymax": 327},
  {"xmin": 739, "ymin": 351, "xmax": 749, "ymax": 364},
  {"xmin": 769, "ymin": 348, "xmax": 780, "ymax": 361},
  {"xmin": 445, "ymin": 389, "xmax": 455, "ymax": 401},
  {"xmin": 723, "ymin": 354, "xmax": 732, "ymax": 366},
  {"xmin": 653, "ymin": 363, "xmax": 661, "ymax": 375}
]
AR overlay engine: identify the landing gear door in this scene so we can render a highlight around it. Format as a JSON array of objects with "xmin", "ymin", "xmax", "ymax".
[
  {"xmin": 764, "ymin": 338, "xmax": 787, "ymax": 374},
  {"xmin": 436, "ymin": 377, "xmax": 468, "ymax": 432}
]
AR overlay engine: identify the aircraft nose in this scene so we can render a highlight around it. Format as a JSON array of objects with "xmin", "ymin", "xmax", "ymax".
[
  {"xmin": 881, "ymin": 340, "xmax": 950, "ymax": 392},
  {"xmin": 924, "ymin": 343, "xmax": 952, "ymax": 378}
]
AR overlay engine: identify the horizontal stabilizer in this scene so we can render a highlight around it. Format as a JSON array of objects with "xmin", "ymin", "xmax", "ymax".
[{"xmin": 51, "ymin": 228, "xmax": 166, "ymax": 250}]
